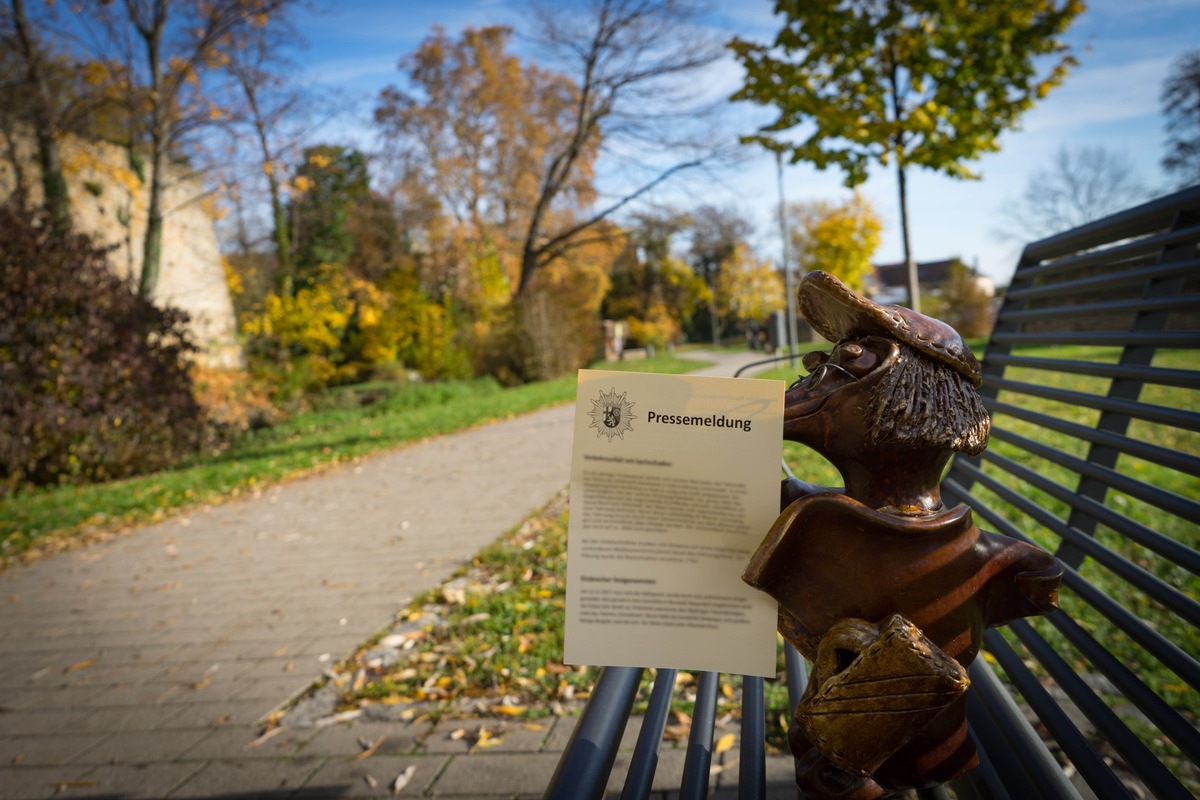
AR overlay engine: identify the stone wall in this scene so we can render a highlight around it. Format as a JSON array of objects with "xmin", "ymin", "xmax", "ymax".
[{"xmin": 0, "ymin": 129, "xmax": 242, "ymax": 367}]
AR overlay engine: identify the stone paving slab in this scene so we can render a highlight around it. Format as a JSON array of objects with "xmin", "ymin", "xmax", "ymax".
[{"xmin": 0, "ymin": 351, "xmax": 788, "ymax": 799}]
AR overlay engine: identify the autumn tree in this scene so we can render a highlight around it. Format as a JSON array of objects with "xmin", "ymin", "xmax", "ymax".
[
  {"xmin": 376, "ymin": 25, "xmax": 585, "ymax": 299},
  {"xmin": 1161, "ymin": 49, "xmax": 1200, "ymax": 188},
  {"xmin": 518, "ymin": 0, "xmax": 727, "ymax": 298},
  {"xmin": 289, "ymin": 145, "xmax": 370, "ymax": 286},
  {"xmin": 714, "ymin": 243, "xmax": 784, "ymax": 330},
  {"xmin": 3, "ymin": 0, "xmax": 69, "ymax": 232},
  {"xmin": 788, "ymin": 194, "xmax": 883, "ymax": 295},
  {"xmin": 731, "ymin": 0, "xmax": 1084, "ymax": 312},
  {"xmin": 377, "ymin": 24, "xmax": 622, "ymax": 379},
  {"xmin": 687, "ymin": 205, "xmax": 754, "ymax": 346},
  {"xmin": 603, "ymin": 210, "xmax": 709, "ymax": 348},
  {"xmin": 85, "ymin": 0, "xmax": 293, "ymax": 299},
  {"xmin": 995, "ymin": 144, "xmax": 1150, "ymax": 242},
  {"xmin": 216, "ymin": 7, "xmax": 311, "ymax": 297}
]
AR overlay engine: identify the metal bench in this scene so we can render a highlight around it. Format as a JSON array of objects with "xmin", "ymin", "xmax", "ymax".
[{"xmin": 545, "ymin": 185, "xmax": 1200, "ymax": 800}]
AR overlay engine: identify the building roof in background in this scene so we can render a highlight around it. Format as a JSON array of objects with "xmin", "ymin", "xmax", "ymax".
[{"xmin": 872, "ymin": 258, "xmax": 965, "ymax": 288}]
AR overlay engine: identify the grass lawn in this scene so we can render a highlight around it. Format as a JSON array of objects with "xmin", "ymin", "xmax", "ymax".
[{"xmin": 0, "ymin": 352, "xmax": 713, "ymax": 563}]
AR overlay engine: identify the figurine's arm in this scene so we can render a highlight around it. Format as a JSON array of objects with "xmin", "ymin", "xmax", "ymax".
[{"xmin": 781, "ymin": 476, "xmax": 842, "ymax": 511}]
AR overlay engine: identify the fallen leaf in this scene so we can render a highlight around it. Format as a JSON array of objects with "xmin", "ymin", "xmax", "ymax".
[
  {"xmin": 64, "ymin": 659, "xmax": 96, "ymax": 674},
  {"xmin": 190, "ymin": 678, "xmax": 212, "ymax": 690},
  {"xmin": 315, "ymin": 709, "xmax": 362, "ymax": 727},
  {"xmin": 391, "ymin": 765, "xmax": 416, "ymax": 795},
  {"xmin": 364, "ymin": 774, "xmax": 378, "ymax": 789},
  {"xmin": 354, "ymin": 734, "xmax": 386, "ymax": 760},
  {"xmin": 495, "ymin": 704, "xmax": 527, "ymax": 717},
  {"xmin": 283, "ymin": 661, "xmax": 294, "ymax": 672},
  {"xmin": 721, "ymin": 682, "xmax": 735, "ymax": 700},
  {"xmin": 210, "ymin": 715, "xmax": 231, "ymax": 727},
  {"xmin": 470, "ymin": 738, "xmax": 504, "ymax": 753},
  {"xmin": 715, "ymin": 733, "xmax": 736, "ymax": 754},
  {"xmin": 273, "ymin": 647, "xmax": 289, "ymax": 657},
  {"xmin": 449, "ymin": 728, "xmax": 466, "ymax": 741},
  {"xmin": 11, "ymin": 753, "xmax": 24, "ymax": 764}
]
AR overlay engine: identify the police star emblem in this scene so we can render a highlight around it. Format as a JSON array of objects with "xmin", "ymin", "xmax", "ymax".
[{"xmin": 589, "ymin": 387, "xmax": 636, "ymax": 441}]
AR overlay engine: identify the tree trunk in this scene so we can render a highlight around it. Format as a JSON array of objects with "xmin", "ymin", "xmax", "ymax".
[
  {"xmin": 270, "ymin": 179, "xmax": 292, "ymax": 296},
  {"xmin": 136, "ymin": 0, "xmax": 168, "ymax": 300},
  {"xmin": 139, "ymin": 137, "xmax": 166, "ymax": 298},
  {"xmin": 11, "ymin": 0, "xmax": 70, "ymax": 235},
  {"xmin": 896, "ymin": 159, "xmax": 920, "ymax": 312}
]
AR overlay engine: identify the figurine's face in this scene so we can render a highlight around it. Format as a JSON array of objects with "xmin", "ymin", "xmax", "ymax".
[{"xmin": 783, "ymin": 336, "xmax": 899, "ymax": 446}]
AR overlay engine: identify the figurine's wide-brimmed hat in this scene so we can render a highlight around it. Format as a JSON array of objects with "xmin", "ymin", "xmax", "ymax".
[{"xmin": 798, "ymin": 271, "xmax": 982, "ymax": 385}]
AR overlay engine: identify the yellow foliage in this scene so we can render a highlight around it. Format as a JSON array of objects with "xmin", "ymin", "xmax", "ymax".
[
  {"xmin": 222, "ymin": 256, "xmax": 243, "ymax": 297},
  {"xmin": 789, "ymin": 193, "xmax": 882, "ymax": 294},
  {"xmin": 307, "ymin": 153, "xmax": 332, "ymax": 169},
  {"xmin": 628, "ymin": 302, "xmax": 679, "ymax": 349},
  {"xmin": 715, "ymin": 244, "xmax": 784, "ymax": 322},
  {"xmin": 291, "ymin": 175, "xmax": 314, "ymax": 194},
  {"xmin": 240, "ymin": 265, "xmax": 398, "ymax": 387},
  {"xmin": 81, "ymin": 61, "xmax": 111, "ymax": 87}
]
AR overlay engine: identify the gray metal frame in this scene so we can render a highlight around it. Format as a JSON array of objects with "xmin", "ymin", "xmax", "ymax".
[{"xmin": 545, "ymin": 186, "xmax": 1200, "ymax": 800}]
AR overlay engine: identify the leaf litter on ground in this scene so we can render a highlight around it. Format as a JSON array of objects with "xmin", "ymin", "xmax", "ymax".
[{"xmin": 265, "ymin": 487, "xmax": 792, "ymax": 751}]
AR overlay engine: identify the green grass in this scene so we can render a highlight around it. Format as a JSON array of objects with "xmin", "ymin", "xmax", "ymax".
[
  {"xmin": 0, "ymin": 352, "xmax": 713, "ymax": 562},
  {"xmin": 587, "ymin": 353, "xmax": 713, "ymax": 374},
  {"xmin": 965, "ymin": 345, "xmax": 1199, "ymax": 788}
]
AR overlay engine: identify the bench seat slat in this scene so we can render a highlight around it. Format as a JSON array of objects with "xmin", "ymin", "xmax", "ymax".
[
  {"xmin": 1041, "ymin": 608, "xmax": 1200, "ymax": 766},
  {"xmin": 739, "ymin": 675, "xmax": 766, "ymax": 800},
  {"xmin": 1008, "ymin": 621, "xmax": 1195, "ymax": 800},
  {"xmin": 621, "ymin": 667, "xmax": 676, "ymax": 800},
  {"xmin": 680, "ymin": 671, "xmax": 718, "ymax": 800},
  {"xmin": 544, "ymin": 666, "xmax": 643, "ymax": 800},
  {"xmin": 980, "ymin": 632, "xmax": 1134, "ymax": 800}
]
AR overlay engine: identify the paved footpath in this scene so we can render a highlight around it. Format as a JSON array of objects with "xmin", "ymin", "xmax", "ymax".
[{"xmin": 0, "ymin": 351, "xmax": 798, "ymax": 800}]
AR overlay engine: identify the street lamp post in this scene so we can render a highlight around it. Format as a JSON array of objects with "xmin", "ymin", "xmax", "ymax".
[{"xmin": 776, "ymin": 151, "xmax": 800, "ymax": 368}]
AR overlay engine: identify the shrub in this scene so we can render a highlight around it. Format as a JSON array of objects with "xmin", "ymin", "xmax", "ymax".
[{"xmin": 0, "ymin": 203, "xmax": 200, "ymax": 492}]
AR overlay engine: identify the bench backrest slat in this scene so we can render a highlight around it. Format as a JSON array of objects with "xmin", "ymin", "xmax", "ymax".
[{"xmin": 942, "ymin": 184, "xmax": 1200, "ymax": 800}]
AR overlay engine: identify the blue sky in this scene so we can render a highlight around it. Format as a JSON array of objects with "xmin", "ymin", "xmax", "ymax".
[{"xmin": 288, "ymin": 0, "xmax": 1200, "ymax": 287}]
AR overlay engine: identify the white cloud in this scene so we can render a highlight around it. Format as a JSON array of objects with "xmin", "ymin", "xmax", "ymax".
[{"xmin": 1022, "ymin": 56, "xmax": 1174, "ymax": 133}]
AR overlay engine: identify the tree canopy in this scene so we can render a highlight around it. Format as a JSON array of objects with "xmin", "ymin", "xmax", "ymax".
[
  {"xmin": 789, "ymin": 194, "xmax": 882, "ymax": 294},
  {"xmin": 731, "ymin": 0, "xmax": 1084, "ymax": 310}
]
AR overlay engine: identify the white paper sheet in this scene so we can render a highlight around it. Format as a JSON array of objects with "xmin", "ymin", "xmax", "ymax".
[{"xmin": 564, "ymin": 369, "xmax": 784, "ymax": 677}]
